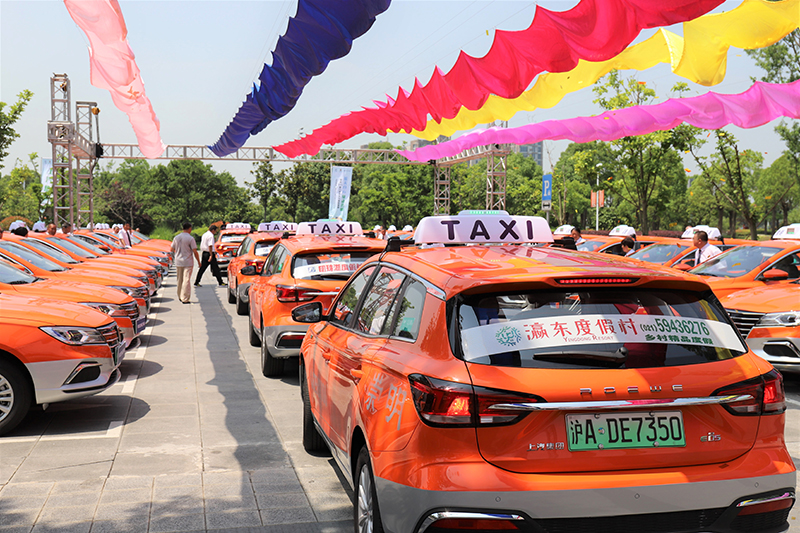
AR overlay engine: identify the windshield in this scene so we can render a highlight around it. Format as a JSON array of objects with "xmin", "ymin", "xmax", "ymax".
[
  {"xmin": 457, "ymin": 288, "xmax": 746, "ymax": 369},
  {"xmin": 630, "ymin": 243, "xmax": 689, "ymax": 264},
  {"xmin": 87, "ymin": 232, "xmax": 120, "ymax": 248},
  {"xmin": 131, "ymin": 230, "xmax": 148, "ymax": 241},
  {"xmin": 0, "ymin": 260, "xmax": 35, "ymax": 284},
  {"xmin": 255, "ymin": 242, "xmax": 275, "ymax": 257},
  {"xmin": 692, "ymin": 245, "xmax": 782, "ymax": 278},
  {"xmin": 292, "ymin": 252, "xmax": 377, "ymax": 281},
  {"xmin": 0, "ymin": 241, "xmax": 66, "ymax": 271},
  {"xmin": 67, "ymin": 235, "xmax": 109, "ymax": 255},
  {"xmin": 22, "ymin": 238, "xmax": 80, "ymax": 264},
  {"xmin": 42, "ymin": 237, "xmax": 97, "ymax": 258},
  {"xmin": 220, "ymin": 234, "xmax": 247, "ymax": 244},
  {"xmin": 577, "ymin": 239, "xmax": 609, "ymax": 252}
]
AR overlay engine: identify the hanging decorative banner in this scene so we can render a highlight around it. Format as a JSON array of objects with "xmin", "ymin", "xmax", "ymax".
[
  {"xmin": 328, "ymin": 166, "xmax": 353, "ymax": 221},
  {"xmin": 64, "ymin": 0, "xmax": 165, "ymax": 159},
  {"xmin": 396, "ymin": 79, "xmax": 800, "ymax": 162},
  {"xmin": 271, "ymin": 0, "xmax": 727, "ymax": 157},
  {"xmin": 209, "ymin": 0, "xmax": 392, "ymax": 157}
]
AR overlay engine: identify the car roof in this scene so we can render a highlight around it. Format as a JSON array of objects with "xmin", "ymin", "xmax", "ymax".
[
  {"xmin": 378, "ymin": 244, "xmax": 710, "ymax": 297},
  {"xmin": 279, "ymin": 235, "xmax": 385, "ymax": 254}
]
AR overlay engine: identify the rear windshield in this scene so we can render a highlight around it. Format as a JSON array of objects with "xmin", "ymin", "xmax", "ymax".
[
  {"xmin": 292, "ymin": 252, "xmax": 376, "ymax": 280},
  {"xmin": 221, "ymin": 234, "xmax": 247, "ymax": 243},
  {"xmin": 693, "ymin": 245, "xmax": 782, "ymax": 278},
  {"xmin": 23, "ymin": 239, "xmax": 80, "ymax": 264},
  {"xmin": 457, "ymin": 289, "xmax": 746, "ymax": 369},
  {"xmin": 630, "ymin": 244, "xmax": 689, "ymax": 264},
  {"xmin": 0, "ymin": 241, "xmax": 66, "ymax": 271}
]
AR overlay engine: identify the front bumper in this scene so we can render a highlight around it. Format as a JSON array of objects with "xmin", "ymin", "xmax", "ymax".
[
  {"xmin": 26, "ymin": 357, "xmax": 122, "ymax": 405},
  {"xmin": 747, "ymin": 337, "xmax": 800, "ymax": 372},
  {"xmin": 262, "ymin": 324, "xmax": 309, "ymax": 359}
]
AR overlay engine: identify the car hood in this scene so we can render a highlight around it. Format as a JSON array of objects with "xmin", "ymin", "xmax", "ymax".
[
  {"xmin": 720, "ymin": 284, "xmax": 800, "ymax": 313},
  {"xmin": 0, "ymin": 293, "xmax": 111, "ymax": 327},
  {"xmin": 1, "ymin": 279, "xmax": 131, "ymax": 305}
]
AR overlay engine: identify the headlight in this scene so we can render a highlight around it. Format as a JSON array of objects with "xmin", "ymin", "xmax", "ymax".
[
  {"xmin": 109, "ymin": 285, "xmax": 134, "ymax": 296},
  {"xmin": 80, "ymin": 302, "xmax": 126, "ymax": 317},
  {"xmin": 757, "ymin": 311, "xmax": 800, "ymax": 328},
  {"xmin": 40, "ymin": 326, "xmax": 107, "ymax": 345}
]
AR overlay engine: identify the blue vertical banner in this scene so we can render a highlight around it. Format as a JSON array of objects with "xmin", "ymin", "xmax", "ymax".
[
  {"xmin": 329, "ymin": 166, "xmax": 353, "ymax": 220},
  {"xmin": 40, "ymin": 158, "xmax": 53, "ymax": 189},
  {"xmin": 541, "ymin": 173, "xmax": 552, "ymax": 211}
]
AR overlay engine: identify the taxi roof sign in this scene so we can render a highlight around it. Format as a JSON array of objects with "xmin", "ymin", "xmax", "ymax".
[
  {"xmin": 257, "ymin": 221, "xmax": 297, "ymax": 232},
  {"xmin": 609, "ymin": 224, "xmax": 636, "ymax": 237},
  {"xmin": 773, "ymin": 223, "xmax": 800, "ymax": 240},
  {"xmin": 413, "ymin": 214, "xmax": 553, "ymax": 244},
  {"xmin": 553, "ymin": 224, "xmax": 574, "ymax": 236},
  {"xmin": 224, "ymin": 222, "xmax": 251, "ymax": 231},
  {"xmin": 296, "ymin": 220, "xmax": 363, "ymax": 236},
  {"xmin": 681, "ymin": 225, "xmax": 721, "ymax": 240}
]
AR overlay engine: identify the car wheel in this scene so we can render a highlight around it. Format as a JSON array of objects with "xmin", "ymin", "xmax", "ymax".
[
  {"xmin": 0, "ymin": 360, "xmax": 32, "ymax": 437},
  {"xmin": 235, "ymin": 289, "xmax": 248, "ymax": 316},
  {"xmin": 227, "ymin": 283, "xmax": 236, "ymax": 304},
  {"xmin": 248, "ymin": 318, "xmax": 261, "ymax": 347},
  {"xmin": 261, "ymin": 327, "xmax": 284, "ymax": 377},
  {"xmin": 301, "ymin": 362, "xmax": 327, "ymax": 453},
  {"xmin": 354, "ymin": 446, "xmax": 384, "ymax": 533}
]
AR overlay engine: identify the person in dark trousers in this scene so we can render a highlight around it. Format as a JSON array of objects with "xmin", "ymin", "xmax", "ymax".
[{"xmin": 195, "ymin": 225, "xmax": 225, "ymax": 287}]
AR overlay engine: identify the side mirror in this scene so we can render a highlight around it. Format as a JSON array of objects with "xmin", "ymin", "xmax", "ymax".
[
  {"xmin": 241, "ymin": 265, "xmax": 257, "ymax": 276},
  {"xmin": 292, "ymin": 302, "xmax": 324, "ymax": 323},
  {"xmin": 762, "ymin": 268, "xmax": 789, "ymax": 281}
]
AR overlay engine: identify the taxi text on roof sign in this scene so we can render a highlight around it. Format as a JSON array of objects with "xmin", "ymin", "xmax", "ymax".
[
  {"xmin": 296, "ymin": 220, "xmax": 363, "ymax": 236},
  {"xmin": 414, "ymin": 214, "xmax": 553, "ymax": 244},
  {"xmin": 257, "ymin": 221, "xmax": 297, "ymax": 232},
  {"xmin": 225, "ymin": 222, "xmax": 251, "ymax": 230}
]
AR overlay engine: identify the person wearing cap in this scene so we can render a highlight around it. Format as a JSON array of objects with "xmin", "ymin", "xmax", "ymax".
[{"xmin": 692, "ymin": 230, "xmax": 722, "ymax": 266}]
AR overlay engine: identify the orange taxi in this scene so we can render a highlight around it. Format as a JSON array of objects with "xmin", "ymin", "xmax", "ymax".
[
  {"xmin": 292, "ymin": 212, "xmax": 794, "ymax": 533},
  {"xmin": 0, "ymin": 260, "xmax": 142, "ymax": 348},
  {"xmin": 226, "ymin": 222, "xmax": 295, "ymax": 315},
  {"xmin": 96, "ymin": 228, "xmax": 173, "ymax": 256},
  {"xmin": 0, "ymin": 239, "xmax": 151, "ymax": 320},
  {"xmin": 0, "ymin": 293, "xmax": 124, "ymax": 436},
  {"xmin": 74, "ymin": 230, "xmax": 170, "ymax": 272},
  {"xmin": 216, "ymin": 222, "xmax": 253, "ymax": 274},
  {"xmin": 659, "ymin": 226, "xmax": 749, "ymax": 269},
  {"xmin": 246, "ymin": 221, "xmax": 384, "ymax": 376},
  {"xmin": 720, "ymin": 282, "xmax": 800, "ymax": 373}
]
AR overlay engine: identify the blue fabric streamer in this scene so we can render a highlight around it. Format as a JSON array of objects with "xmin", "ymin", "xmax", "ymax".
[{"xmin": 209, "ymin": 0, "xmax": 391, "ymax": 157}]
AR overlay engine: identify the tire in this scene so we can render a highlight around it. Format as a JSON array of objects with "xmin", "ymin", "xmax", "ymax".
[
  {"xmin": 227, "ymin": 283, "xmax": 236, "ymax": 304},
  {"xmin": 248, "ymin": 318, "xmax": 261, "ymax": 347},
  {"xmin": 301, "ymin": 362, "xmax": 327, "ymax": 453},
  {"xmin": 235, "ymin": 289, "xmax": 248, "ymax": 316},
  {"xmin": 354, "ymin": 446, "xmax": 384, "ymax": 533},
  {"xmin": 261, "ymin": 327, "xmax": 285, "ymax": 377},
  {"xmin": 0, "ymin": 360, "xmax": 33, "ymax": 437}
]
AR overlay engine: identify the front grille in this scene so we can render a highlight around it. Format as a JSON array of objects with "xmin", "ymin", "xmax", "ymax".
[
  {"xmin": 533, "ymin": 508, "xmax": 726, "ymax": 533},
  {"xmin": 725, "ymin": 309, "xmax": 765, "ymax": 337},
  {"xmin": 120, "ymin": 301, "xmax": 139, "ymax": 321},
  {"xmin": 97, "ymin": 322, "xmax": 122, "ymax": 348},
  {"xmin": 132, "ymin": 286, "xmax": 148, "ymax": 299}
]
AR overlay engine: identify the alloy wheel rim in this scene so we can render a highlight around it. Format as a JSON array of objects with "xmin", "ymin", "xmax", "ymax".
[
  {"xmin": 0, "ymin": 375, "xmax": 14, "ymax": 422},
  {"xmin": 357, "ymin": 463, "xmax": 373, "ymax": 533}
]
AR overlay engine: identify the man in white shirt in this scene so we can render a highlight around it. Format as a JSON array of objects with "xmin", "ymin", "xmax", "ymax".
[
  {"xmin": 194, "ymin": 224, "xmax": 225, "ymax": 287},
  {"xmin": 171, "ymin": 222, "xmax": 200, "ymax": 304},
  {"xmin": 692, "ymin": 230, "xmax": 722, "ymax": 266},
  {"xmin": 119, "ymin": 223, "xmax": 133, "ymax": 248}
]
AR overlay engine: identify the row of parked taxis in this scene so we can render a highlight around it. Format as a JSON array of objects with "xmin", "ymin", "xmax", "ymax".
[
  {"xmin": 0, "ymin": 227, "xmax": 172, "ymax": 436},
  {"xmin": 221, "ymin": 213, "xmax": 797, "ymax": 533}
]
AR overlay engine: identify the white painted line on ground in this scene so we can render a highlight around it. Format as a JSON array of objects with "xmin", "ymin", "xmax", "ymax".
[
  {"xmin": 121, "ymin": 375, "xmax": 137, "ymax": 394},
  {"xmin": 785, "ymin": 397, "xmax": 800, "ymax": 408},
  {"xmin": 16, "ymin": 421, "xmax": 128, "ymax": 442}
]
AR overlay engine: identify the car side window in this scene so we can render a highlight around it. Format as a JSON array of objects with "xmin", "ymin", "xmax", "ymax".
[
  {"xmin": 353, "ymin": 267, "xmax": 405, "ymax": 336},
  {"xmin": 331, "ymin": 266, "xmax": 376, "ymax": 328},
  {"xmin": 769, "ymin": 252, "xmax": 800, "ymax": 279},
  {"xmin": 237, "ymin": 237, "xmax": 251, "ymax": 257},
  {"xmin": 387, "ymin": 279, "xmax": 426, "ymax": 340},
  {"xmin": 262, "ymin": 245, "xmax": 286, "ymax": 277}
]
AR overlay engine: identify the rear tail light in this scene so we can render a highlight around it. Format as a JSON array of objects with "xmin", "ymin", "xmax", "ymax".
[
  {"xmin": 408, "ymin": 374, "xmax": 544, "ymax": 427},
  {"xmin": 713, "ymin": 370, "xmax": 786, "ymax": 416},
  {"xmin": 276, "ymin": 285, "xmax": 320, "ymax": 303}
]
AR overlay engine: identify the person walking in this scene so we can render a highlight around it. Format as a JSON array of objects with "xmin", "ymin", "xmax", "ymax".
[
  {"xmin": 171, "ymin": 222, "xmax": 200, "ymax": 304},
  {"xmin": 194, "ymin": 224, "xmax": 225, "ymax": 287}
]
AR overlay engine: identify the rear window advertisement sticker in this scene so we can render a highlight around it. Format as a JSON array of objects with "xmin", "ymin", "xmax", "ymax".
[
  {"xmin": 461, "ymin": 314, "xmax": 745, "ymax": 361},
  {"xmin": 293, "ymin": 261, "xmax": 360, "ymax": 279}
]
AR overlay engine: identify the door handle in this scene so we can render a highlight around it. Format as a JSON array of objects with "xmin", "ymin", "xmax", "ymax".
[
  {"xmin": 321, "ymin": 350, "xmax": 332, "ymax": 362},
  {"xmin": 350, "ymin": 369, "xmax": 363, "ymax": 380}
]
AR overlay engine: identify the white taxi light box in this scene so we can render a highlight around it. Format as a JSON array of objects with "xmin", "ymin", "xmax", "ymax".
[
  {"xmin": 609, "ymin": 224, "xmax": 636, "ymax": 237},
  {"xmin": 461, "ymin": 314, "xmax": 745, "ymax": 363},
  {"xmin": 553, "ymin": 224, "xmax": 574, "ymax": 236},
  {"xmin": 296, "ymin": 220, "xmax": 363, "ymax": 236},
  {"xmin": 257, "ymin": 221, "xmax": 297, "ymax": 232},
  {"xmin": 414, "ymin": 214, "xmax": 553, "ymax": 244},
  {"xmin": 773, "ymin": 223, "xmax": 800, "ymax": 240},
  {"xmin": 226, "ymin": 222, "xmax": 251, "ymax": 230},
  {"xmin": 681, "ymin": 225, "xmax": 721, "ymax": 240}
]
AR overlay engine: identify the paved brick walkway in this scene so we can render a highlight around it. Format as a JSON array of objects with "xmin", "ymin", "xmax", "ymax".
[{"xmin": 0, "ymin": 273, "xmax": 351, "ymax": 533}]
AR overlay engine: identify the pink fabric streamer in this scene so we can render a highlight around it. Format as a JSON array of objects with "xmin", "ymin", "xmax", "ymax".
[
  {"xmin": 273, "ymin": 0, "xmax": 726, "ymax": 157},
  {"xmin": 396, "ymin": 79, "xmax": 800, "ymax": 161},
  {"xmin": 64, "ymin": 0, "xmax": 165, "ymax": 158}
]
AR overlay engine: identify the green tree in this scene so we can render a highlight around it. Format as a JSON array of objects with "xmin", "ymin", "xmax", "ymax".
[
  {"xmin": 505, "ymin": 152, "xmax": 544, "ymax": 216},
  {"xmin": 0, "ymin": 90, "xmax": 33, "ymax": 171},
  {"xmin": 279, "ymin": 162, "xmax": 330, "ymax": 222},
  {"xmin": 247, "ymin": 161, "xmax": 280, "ymax": 220},
  {"xmin": 0, "ymin": 155, "xmax": 46, "ymax": 222},
  {"xmin": 757, "ymin": 154, "xmax": 800, "ymax": 230}
]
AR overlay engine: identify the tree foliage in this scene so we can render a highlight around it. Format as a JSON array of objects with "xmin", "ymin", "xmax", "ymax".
[
  {"xmin": 0, "ymin": 155, "xmax": 46, "ymax": 223},
  {"xmin": 0, "ymin": 90, "xmax": 33, "ymax": 171}
]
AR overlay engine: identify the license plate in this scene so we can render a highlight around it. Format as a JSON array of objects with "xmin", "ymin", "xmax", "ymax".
[
  {"xmin": 136, "ymin": 317, "xmax": 146, "ymax": 334},
  {"xmin": 566, "ymin": 411, "xmax": 685, "ymax": 451}
]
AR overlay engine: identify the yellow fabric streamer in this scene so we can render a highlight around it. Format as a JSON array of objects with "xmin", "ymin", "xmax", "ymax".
[{"xmin": 406, "ymin": 0, "xmax": 799, "ymax": 140}]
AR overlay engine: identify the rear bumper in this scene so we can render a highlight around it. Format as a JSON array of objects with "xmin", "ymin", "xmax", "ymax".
[
  {"xmin": 375, "ymin": 473, "xmax": 795, "ymax": 533},
  {"xmin": 262, "ymin": 324, "xmax": 309, "ymax": 359}
]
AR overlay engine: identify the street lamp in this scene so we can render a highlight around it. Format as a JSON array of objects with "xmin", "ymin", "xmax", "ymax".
[{"xmin": 595, "ymin": 163, "xmax": 602, "ymax": 231}]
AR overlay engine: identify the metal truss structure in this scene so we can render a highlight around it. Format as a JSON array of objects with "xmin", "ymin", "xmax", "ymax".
[
  {"xmin": 47, "ymin": 74, "xmax": 100, "ymax": 229},
  {"xmin": 433, "ymin": 143, "xmax": 511, "ymax": 215}
]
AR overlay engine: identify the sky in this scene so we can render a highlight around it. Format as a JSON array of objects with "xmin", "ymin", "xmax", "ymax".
[{"xmin": 0, "ymin": 0, "xmax": 791, "ymax": 188}]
